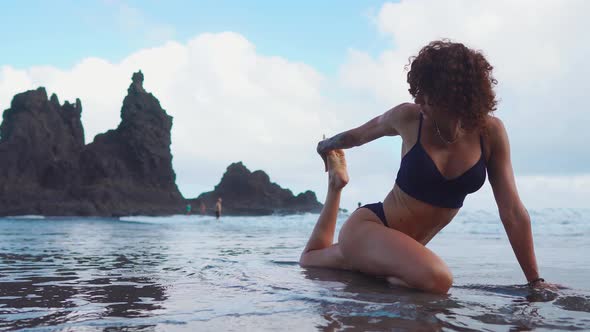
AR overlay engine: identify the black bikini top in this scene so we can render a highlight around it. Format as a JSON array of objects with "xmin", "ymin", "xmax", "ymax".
[{"xmin": 395, "ymin": 113, "xmax": 486, "ymax": 208}]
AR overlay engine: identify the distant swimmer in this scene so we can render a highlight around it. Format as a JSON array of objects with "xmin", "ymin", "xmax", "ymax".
[
  {"xmin": 300, "ymin": 40, "xmax": 552, "ymax": 294},
  {"xmin": 200, "ymin": 202, "xmax": 206, "ymax": 215},
  {"xmin": 186, "ymin": 204, "xmax": 192, "ymax": 215},
  {"xmin": 215, "ymin": 198, "xmax": 222, "ymax": 220}
]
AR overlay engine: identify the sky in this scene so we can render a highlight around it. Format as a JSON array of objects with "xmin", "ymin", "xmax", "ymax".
[{"xmin": 1, "ymin": 0, "xmax": 589, "ymax": 211}]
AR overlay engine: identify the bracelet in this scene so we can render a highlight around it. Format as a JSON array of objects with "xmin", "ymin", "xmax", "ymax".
[{"xmin": 527, "ymin": 277, "xmax": 545, "ymax": 287}]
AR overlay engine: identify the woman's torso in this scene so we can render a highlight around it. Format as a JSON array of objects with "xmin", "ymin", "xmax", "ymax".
[{"xmin": 382, "ymin": 105, "xmax": 490, "ymax": 244}]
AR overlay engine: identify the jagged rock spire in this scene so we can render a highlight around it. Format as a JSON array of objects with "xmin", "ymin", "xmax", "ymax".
[{"xmin": 129, "ymin": 70, "xmax": 146, "ymax": 94}]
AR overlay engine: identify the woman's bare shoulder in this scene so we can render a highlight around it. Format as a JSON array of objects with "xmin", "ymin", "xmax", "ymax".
[
  {"xmin": 484, "ymin": 115, "xmax": 505, "ymax": 131},
  {"xmin": 483, "ymin": 115, "xmax": 508, "ymax": 141},
  {"xmin": 387, "ymin": 103, "xmax": 421, "ymax": 131},
  {"xmin": 392, "ymin": 102, "xmax": 421, "ymax": 118},
  {"xmin": 482, "ymin": 115, "xmax": 509, "ymax": 160}
]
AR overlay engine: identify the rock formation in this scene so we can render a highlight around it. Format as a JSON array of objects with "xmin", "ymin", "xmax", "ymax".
[
  {"xmin": 0, "ymin": 71, "xmax": 322, "ymax": 217},
  {"xmin": 0, "ymin": 71, "xmax": 184, "ymax": 216},
  {"xmin": 190, "ymin": 162, "xmax": 322, "ymax": 216},
  {"xmin": 77, "ymin": 71, "xmax": 183, "ymax": 215}
]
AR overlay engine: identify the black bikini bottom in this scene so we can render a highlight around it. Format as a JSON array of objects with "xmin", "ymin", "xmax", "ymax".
[{"xmin": 358, "ymin": 202, "xmax": 388, "ymax": 227}]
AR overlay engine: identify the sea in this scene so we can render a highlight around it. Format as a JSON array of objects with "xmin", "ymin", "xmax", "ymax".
[{"xmin": 0, "ymin": 209, "xmax": 589, "ymax": 331}]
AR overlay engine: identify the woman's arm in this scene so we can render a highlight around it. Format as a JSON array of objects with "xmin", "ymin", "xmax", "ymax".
[
  {"xmin": 487, "ymin": 117, "xmax": 541, "ymax": 284},
  {"xmin": 317, "ymin": 103, "xmax": 411, "ymax": 168}
]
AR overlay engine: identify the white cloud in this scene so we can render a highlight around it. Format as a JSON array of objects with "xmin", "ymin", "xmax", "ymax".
[
  {"xmin": 1, "ymin": 2, "xmax": 589, "ymax": 211},
  {"xmin": 0, "ymin": 66, "xmax": 34, "ymax": 107},
  {"xmin": 339, "ymin": 0, "xmax": 590, "ymax": 174},
  {"xmin": 0, "ymin": 32, "xmax": 334, "ymax": 203}
]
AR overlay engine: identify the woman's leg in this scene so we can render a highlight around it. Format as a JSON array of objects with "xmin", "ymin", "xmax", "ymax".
[
  {"xmin": 299, "ymin": 150, "xmax": 350, "ymax": 270},
  {"xmin": 299, "ymin": 150, "xmax": 452, "ymax": 294},
  {"xmin": 338, "ymin": 210, "xmax": 453, "ymax": 294}
]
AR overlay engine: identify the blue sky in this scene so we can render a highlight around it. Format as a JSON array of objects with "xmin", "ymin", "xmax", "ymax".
[{"xmin": 1, "ymin": 0, "xmax": 389, "ymax": 75}]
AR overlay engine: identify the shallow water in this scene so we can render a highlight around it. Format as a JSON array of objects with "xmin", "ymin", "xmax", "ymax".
[{"xmin": 0, "ymin": 209, "xmax": 589, "ymax": 331}]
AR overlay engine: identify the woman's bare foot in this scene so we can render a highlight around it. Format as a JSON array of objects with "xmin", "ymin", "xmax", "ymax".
[
  {"xmin": 386, "ymin": 276, "xmax": 412, "ymax": 289},
  {"xmin": 327, "ymin": 149, "xmax": 349, "ymax": 190}
]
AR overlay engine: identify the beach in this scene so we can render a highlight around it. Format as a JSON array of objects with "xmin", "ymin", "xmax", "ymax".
[{"xmin": 0, "ymin": 209, "xmax": 588, "ymax": 331}]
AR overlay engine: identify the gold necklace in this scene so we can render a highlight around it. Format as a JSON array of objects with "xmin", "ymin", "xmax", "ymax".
[{"xmin": 433, "ymin": 117, "xmax": 460, "ymax": 144}]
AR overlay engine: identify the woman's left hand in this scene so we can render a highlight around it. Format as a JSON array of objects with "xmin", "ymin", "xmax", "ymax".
[
  {"xmin": 316, "ymin": 139, "xmax": 329, "ymax": 171},
  {"xmin": 530, "ymin": 280, "xmax": 561, "ymax": 291}
]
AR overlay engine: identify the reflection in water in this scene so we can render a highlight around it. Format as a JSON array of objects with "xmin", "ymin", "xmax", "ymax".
[
  {"xmin": 0, "ymin": 252, "xmax": 167, "ymax": 330},
  {"xmin": 554, "ymin": 295, "xmax": 590, "ymax": 312},
  {"xmin": 301, "ymin": 268, "xmax": 469, "ymax": 331},
  {"xmin": 0, "ymin": 218, "xmax": 174, "ymax": 331},
  {"xmin": 0, "ymin": 215, "xmax": 589, "ymax": 331},
  {"xmin": 302, "ymin": 268, "xmax": 590, "ymax": 331}
]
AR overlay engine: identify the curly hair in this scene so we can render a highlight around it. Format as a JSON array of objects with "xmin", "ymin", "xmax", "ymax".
[{"xmin": 406, "ymin": 40, "xmax": 498, "ymax": 131}]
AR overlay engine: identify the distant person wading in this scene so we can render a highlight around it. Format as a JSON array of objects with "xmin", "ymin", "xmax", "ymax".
[
  {"xmin": 300, "ymin": 40, "xmax": 552, "ymax": 294},
  {"xmin": 215, "ymin": 198, "xmax": 222, "ymax": 220}
]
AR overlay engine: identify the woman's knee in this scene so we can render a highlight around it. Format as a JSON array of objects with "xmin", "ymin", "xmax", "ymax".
[
  {"xmin": 298, "ymin": 251, "xmax": 311, "ymax": 267},
  {"xmin": 419, "ymin": 263, "xmax": 453, "ymax": 294}
]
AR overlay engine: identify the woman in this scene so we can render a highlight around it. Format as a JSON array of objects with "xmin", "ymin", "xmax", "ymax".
[{"xmin": 300, "ymin": 40, "xmax": 549, "ymax": 294}]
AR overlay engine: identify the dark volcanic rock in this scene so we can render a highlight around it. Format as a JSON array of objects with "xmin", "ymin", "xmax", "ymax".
[
  {"xmin": 77, "ymin": 71, "xmax": 183, "ymax": 215},
  {"xmin": 0, "ymin": 88, "xmax": 86, "ymax": 215},
  {"xmin": 0, "ymin": 71, "xmax": 184, "ymax": 216},
  {"xmin": 0, "ymin": 71, "xmax": 321, "ymax": 217},
  {"xmin": 190, "ymin": 162, "xmax": 322, "ymax": 216}
]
